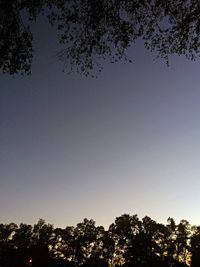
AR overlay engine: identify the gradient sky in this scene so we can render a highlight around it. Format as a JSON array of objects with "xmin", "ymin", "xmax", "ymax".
[{"xmin": 1, "ymin": 16, "xmax": 200, "ymax": 229}]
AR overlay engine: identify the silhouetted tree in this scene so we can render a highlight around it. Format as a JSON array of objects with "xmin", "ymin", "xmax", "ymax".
[
  {"xmin": 50, "ymin": 226, "xmax": 74, "ymax": 261},
  {"xmin": 109, "ymin": 214, "xmax": 141, "ymax": 266},
  {"xmin": 10, "ymin": 223, "xmax": 33, "ymax": 267},
  {"xmin": 0, "ymin": 223, "xmax": 18, "ymax": 267},
  {"xmin": 101, "ymin": 226, "xmax": 116, "ymax": 267},
  {"xmin": 190, "ymin": 226, "xmax": 200, "ymax": 267},
  {"xmin": 0, "ymin": 0, "xmax": 34, "ymax": 75},
  {"xmin": 0, "ymin": 215, "xmax": 195, "ymax": 267},
  {"xmin": 2, "ymin": 0, "xmax": 200, "ymax": 76},
  {"xmin": 89, "ymin": 225, "xmax": 106, "ymax": 263},
  {"xmin": 70, "ymin": 219, "xmax": 98, "ymax": 265},
  {"xmin": 175, "ymin": 220, "xmax": 191, "ymax": 265},
  {"xmin": 30, "ymin": 219, "xmax": 54, "ymax": 267}
]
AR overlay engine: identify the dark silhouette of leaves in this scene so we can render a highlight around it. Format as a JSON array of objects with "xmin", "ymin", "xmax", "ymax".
[{"xmin": 1, "ymin": 0, "xmax": 200, "ymax": 76}]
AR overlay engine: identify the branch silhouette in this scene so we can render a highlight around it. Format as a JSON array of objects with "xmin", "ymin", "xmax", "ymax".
[{"xmin": 1, "ymin": 0, "xmax": 200, "ymax": 76}]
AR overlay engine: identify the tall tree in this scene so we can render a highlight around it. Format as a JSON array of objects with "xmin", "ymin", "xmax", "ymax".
[
  {"xmin": 0, "ymin": 223, "xmax": 18, "ymax": 267},
  {"xmin": 30, "ymin": 219, "xmax": 54, "ymax": 267},
  {"xmin": 190, "ymin": 226, "xmax": 200, "ymax": 267},
  {"xmin": 11, "ymin": 223, "xmax": 33, "ymax": 267},
  {"xmin": 71, "ymin": 218, "xmax": 97, "ymax": 265},
  {"xmin": 175, "ymin": 220, "xmax": 191, "ymax": 265}
]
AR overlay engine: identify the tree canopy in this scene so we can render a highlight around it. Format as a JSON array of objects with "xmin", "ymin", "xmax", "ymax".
[
  {"xmin": 0, "ymin": 214, "xmax": 199, "ymax": 267},
  {"xmin": 1, "ymin": 0, "xmax": 200, "ymax": 76}
]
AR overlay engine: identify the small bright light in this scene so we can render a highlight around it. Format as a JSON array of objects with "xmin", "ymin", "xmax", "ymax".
[{"xmin": 29, "ymin": 259, "xmax": 32, "ymax": 263}]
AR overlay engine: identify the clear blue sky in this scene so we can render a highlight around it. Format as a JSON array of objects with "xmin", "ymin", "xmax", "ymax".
[{"xmin": 1, "ymin": 16, "xmax": 200, "ymax": 228}]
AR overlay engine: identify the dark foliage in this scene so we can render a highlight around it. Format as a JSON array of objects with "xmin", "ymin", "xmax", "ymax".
[
  {"xmin": 1, "ymin": 0, "xmax": 200, "ymax": 76},
  {"xmin": 0, "ymin": 214, "xmax": 199, "ymax": 267}
]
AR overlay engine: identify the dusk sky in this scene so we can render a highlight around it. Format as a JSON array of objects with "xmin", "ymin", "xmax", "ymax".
[{"xmin": 1, "ymin": 16, "xmax": 200, "ymax": 229}]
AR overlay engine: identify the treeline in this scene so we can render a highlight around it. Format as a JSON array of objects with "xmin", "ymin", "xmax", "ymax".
[{"xmin": 1, "ymin": 214, "xmax": 200, "ymax": 267}]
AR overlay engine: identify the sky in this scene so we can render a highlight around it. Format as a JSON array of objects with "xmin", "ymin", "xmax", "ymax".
[{"xmin": 1, "ymin": 15, "xmax": 200, "ymax": 229}]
